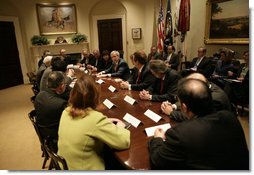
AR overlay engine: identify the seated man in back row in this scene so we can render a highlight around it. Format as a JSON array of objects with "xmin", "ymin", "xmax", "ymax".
[
  {"xmin": 120, "ymin": 51, "xmax": 156, "ymax": 91},
  {"xmin": 97, "ymin": 50, "xmax": 130, "ymax": 81},
  {"xmin": 181, "ymin": 47, "xmax": 213, "ymax": 78},
  {"xmin": 139, "ymin": 60, "xmax": 180, "ymax": 102},
  {"xmin": 148, "ymin": 78, "xmax": 249, "ymax": 170}
]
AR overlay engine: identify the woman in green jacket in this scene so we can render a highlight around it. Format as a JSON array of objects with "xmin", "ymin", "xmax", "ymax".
[{"xmin": 57, "ymin": 73, "xmax": 130, "ymax": 170}]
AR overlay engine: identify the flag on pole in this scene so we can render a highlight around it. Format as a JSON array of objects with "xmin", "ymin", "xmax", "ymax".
[
  {"xmin": 177, "ymin": 0, "xmax": 190, "ymax": 33},
  {"xmin": 165, "ymin": 0, "xmax": 173, "ymax": 47},
  {"xmin": 157, "ymin": 0, "xmax": 165, "ymax": 52}
]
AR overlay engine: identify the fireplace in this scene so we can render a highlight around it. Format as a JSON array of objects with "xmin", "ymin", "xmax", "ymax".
[{"xmin": 31, "ymin": 42, "xmax": 89, "ymax": 70}]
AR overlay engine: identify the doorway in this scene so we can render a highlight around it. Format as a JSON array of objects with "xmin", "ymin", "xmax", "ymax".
[
  {"xmin": 0, "ymin": 21, "xmax": 23, "ymax": 89},
  {"xmin": 97, "ymin": 18, "xmax": 124, "ymax": 58}
]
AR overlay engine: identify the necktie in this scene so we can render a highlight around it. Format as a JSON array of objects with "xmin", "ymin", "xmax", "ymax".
[
  {"xmin": 160, "ymin": 79, "xmax": 164, "ymax": 94},
  {"xmin": 136, "ymin": 71, "xmax": 141, "ymax": 84},
  {"xmin": 114, "ymin": 63, "xmax": 118, "ymax": 72}
]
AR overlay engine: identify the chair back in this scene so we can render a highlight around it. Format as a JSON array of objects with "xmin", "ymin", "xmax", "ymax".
[
  {"xmin": 28, "ymin": 110, "xmax": 49, "ymax": 169},
  {"xmin": 44, "ymin": 137, "xmax": 68, "ymax": 170}
]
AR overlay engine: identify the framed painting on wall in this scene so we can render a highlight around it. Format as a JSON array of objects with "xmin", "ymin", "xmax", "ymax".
[
  {"xmin": 36, "ymin": 3, "xmax": 77, "ymax": 35},
  {"xmin": 132, "ymin": 28, "xmax": 142, "ymax": 40},
  {"xmin": 204, "ymin": 0, "xmax": 249, "ymax": 44}
]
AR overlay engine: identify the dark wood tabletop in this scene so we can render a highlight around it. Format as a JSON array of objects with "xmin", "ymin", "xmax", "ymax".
[{"xmin": 95, "ymin": 77, "xmax": 176, "ymax": 170}]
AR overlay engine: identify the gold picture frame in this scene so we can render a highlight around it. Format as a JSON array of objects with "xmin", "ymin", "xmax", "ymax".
[
  {"xmin": 36, "ymin": 3, "xmax": 77, "ymax": 35},
  {"xmin": 204, "ymin": 0, "xmax": 249, "ymax": 44},
  {"xmin": 132, "ymin": 28, "xmax": 142, "ymax": 40}
]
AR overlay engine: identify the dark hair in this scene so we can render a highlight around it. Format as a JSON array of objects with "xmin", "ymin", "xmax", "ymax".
[
  {"xmin": 68, "ymin": 73, "xmax": 100, "ymax": 118},
  {"xmin": 47, "ymin": 71, "xmax": 66, "ymax": 89},
  {"xmin": 133, "ymin": 51, "xmax": 147, "ymax": 65},
  {"xmin": 51, "ymin": 56, "xmax": 67, "ymax": 72},
  {"xmin": 168, "ymin": 45, "xmax": 175, "ymax": 51},
  {"xmin": 102, "ymin": 50, "xmax": 110, "ymax": 56},
  {"xmin": 220, "ymin": 50, "xmax": 227, "ymax": 55},
  {"xmin": 149, "ymin": 59, "xmax": 167, "ymax": 74},
  {"xmin": 177, "ymin": 78, "xmax": 214, "ymax": 116}
]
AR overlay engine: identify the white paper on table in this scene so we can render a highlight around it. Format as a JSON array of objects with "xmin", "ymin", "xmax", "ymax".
[
  {"xmin": 123, "ymin": 113, "xmax": 141, "ymax": 128},
  {"xmin": 108, "ymin": 85, "xmax": 116, "ymax": 92},
  {"xmin": 96, "ymin": 79, "xmax": 104, "ymax": 84},
  {"xmin": 145, "ymin": 123, "xmax": 171, "ymax": 137},
  {"xmin": 144, "ymin": 109, "xmax": 162, "ymax": 123},
  {"xmin": 103, "ymin": 99, "xmax": 115, "ymax": 109},
  {"xmin": 124, "ymin": 95, "xmax": 136, "ymax": 105}
]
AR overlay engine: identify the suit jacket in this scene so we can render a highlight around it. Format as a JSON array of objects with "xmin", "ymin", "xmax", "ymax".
[
  {"xmin": 89, "ymin": 55, "xmax": 105, "ymax": 71},
  {"xmin": 58, "ymin": 107, "xmax": 130, "ymax": 170},
  {"xmin": 188, "ymin": 56, "xmax": 213, "ymax": 77},
  {"xmin": 36, "ymin": 63, "xmax": 47, "ymax": 88},
  {"xmin": 164, "ymin": 53, "xmax": 180, "ymax": 70},
  {"xmin": 99, "ymin": 59, "xmax": 113, "ymax": 72},
  {"xmin": 128, "ymin": 63, "xmax": 156, "ymax": 91},
  {"xmin": 104, "ymin": 58, "xmax": 130, "ymax": 80},
  {"xmin": 147, "ymin": 68, "xmax": 180, "ymax": 102},
  {"xmin": 148, "ymin": 110, "xmax": 249, "ymax": 170},
  {"xmin": 34, "ymin": 89, "xmax": 68, "ymax": 139},
  {"xmin": 148, "ymin": 52, "xmax": 162, "ymax": 61}
]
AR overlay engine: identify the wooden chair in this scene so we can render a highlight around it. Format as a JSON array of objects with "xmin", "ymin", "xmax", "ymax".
[
  {"xmin": 28, "ymin": 110, "xmax": 49, "ymax": 169},
  {"xmin": 44, "ymin": 136, "xmax": 68, "ymax": 170}
]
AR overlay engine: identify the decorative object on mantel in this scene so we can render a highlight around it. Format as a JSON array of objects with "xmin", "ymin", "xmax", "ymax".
[
  {"xmin": 31, "ymin": 35, "xmax": 50, "ymax": 45},
  {"xmin": 54, "ymin": 36, "xmax": 67, "ymax": 44},
  {"xmin": 71, "ymin": 33, "xmax": 87, "ymax": 44}
]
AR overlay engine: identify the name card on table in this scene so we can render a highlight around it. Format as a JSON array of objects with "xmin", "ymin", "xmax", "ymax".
[
  {"xmin": 123, "ymin": 113, "xmax": 141, "ymax": 128},
  {"xmin": 124, "ymin": 95, "xmax": 136, "ymax": 105},
  {"xmin": 103, "ymin": 99, "xmax": 115, "ymax": 109},
  {"xmin": 144, "ymin": 109, "xmax": 162, "ymax": 123},
  {"xmin": 145, "ymin": 123, "xmax": 171, "ymax": 137},
  {"xmin": 96, "ymin": 79, "xmax": 105, "ymax": 84},
  {"xmin": 108, "ymin": 85, "xmax": 116, "ymax": 92}
]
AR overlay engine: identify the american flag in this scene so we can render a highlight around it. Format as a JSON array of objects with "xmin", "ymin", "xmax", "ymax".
[
  {"xmin": 157, "ymin": 0, "xmax": 165, "ymax": 52},
  {"xmin": 165, "ymin": 0, "xmax": 173, "ymax": 46}
]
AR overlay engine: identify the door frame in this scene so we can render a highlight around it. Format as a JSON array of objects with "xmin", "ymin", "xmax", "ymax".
[
  {"xmin": 0, "ymin": 16, "xmax": 28, "ymax": 83},
  {"xmin": 92, "ymin": 14, "xmax": 127, "ymax": 60}
]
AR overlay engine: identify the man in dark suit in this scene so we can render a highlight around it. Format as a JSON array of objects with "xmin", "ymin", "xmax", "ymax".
[
  {"xmin": 161, "ymin": 73, "xmax": 232, "ymax": 122},
  {"xmin": 148, "ymin": 78, "xmax": 249, "ymax": 170},
  {"xmin": 164, "ymin": 45, "xmax": 179, "ymax": 70},
  {"xmin": 120, "ymin": 51, "xmax": 156, "ymax": 91},
  {"xmin": 147, "ymin": 46, "xmax": 162, "ymax": 61},
  {"xmin": 139, "ymin": 60, "xmax": 180, "ymax": 102},
  {"xmin": 97, "ymin": 50, "xmax": 130, "ymax": 81},
  {"xmin": 182, "ymin": 47, "xmax": 212, "ymax": 78},
  {"xmin": 86, "ymin": 49, "xmax": 105, "ymax": 72},
  {"xmin": 35, "ymin": 71, "xmax": 68, "ymax": 140}
]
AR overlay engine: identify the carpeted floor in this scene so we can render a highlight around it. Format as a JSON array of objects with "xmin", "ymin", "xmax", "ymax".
[
  {"xmin": 0, "ymin": 84, "xmax": 250, "ymax": 170},
  {"xmin": 0, "ymin": 84, "xmax": 48, "ymax": 170}
]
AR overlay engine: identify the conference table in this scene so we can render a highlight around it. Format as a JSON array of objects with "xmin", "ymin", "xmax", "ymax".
[{"xmin": 94, "ymin": 76, "xmax": 177, "ymax": 170}]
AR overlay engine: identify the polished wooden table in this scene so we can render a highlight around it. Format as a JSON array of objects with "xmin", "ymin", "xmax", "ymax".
[{"xmin": 95, "ymin": 77, "xmax": 176, "ymax": 170}]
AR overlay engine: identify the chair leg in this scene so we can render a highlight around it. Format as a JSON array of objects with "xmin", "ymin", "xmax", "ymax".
[
  {"xmin": 42, "ymin": 156, "xmax": 48, "ymax": 169},
  {"xmin": 48, "ymin": 159, "xmax": 54, "ymax": 170}
]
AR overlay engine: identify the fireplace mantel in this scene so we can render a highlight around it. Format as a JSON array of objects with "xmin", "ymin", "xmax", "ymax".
[{"xmin": 31, "ymin": 42, "xmax": 89, "ymax": 70}]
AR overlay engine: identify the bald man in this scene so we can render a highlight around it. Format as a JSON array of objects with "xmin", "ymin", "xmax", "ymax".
[
  {"xmin": 148, "ymin": 78, "xmax": 249, "ymax": 169},
  {"xmin": 161, "ymin": 73, "xmax": 231, "ymax": 122}
]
